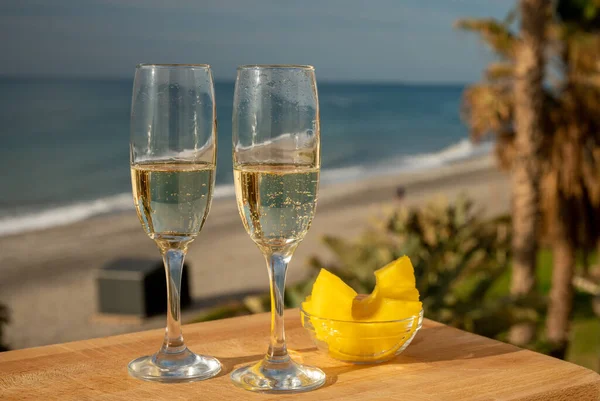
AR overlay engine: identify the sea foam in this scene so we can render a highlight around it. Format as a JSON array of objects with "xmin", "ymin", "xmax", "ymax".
[{"xmin": 0, "ymin": 138, "xmax": 492, "ymax": 237}]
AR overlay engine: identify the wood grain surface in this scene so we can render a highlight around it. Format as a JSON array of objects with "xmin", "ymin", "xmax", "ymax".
[{"xmin": 0, "ymin": 309, "xmax": 598, "ymax": 400}]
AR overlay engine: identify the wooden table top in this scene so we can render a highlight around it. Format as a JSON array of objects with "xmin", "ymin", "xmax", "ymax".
[{"xmin": 0, "ymin": 309, "xmax": 599, "ymax": 400}]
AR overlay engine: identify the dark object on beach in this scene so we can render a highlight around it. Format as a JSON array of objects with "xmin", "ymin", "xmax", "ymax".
[
  {"xmin": 0, "ymin": 303, "xmax": 9, "ymax": 352},
  {"xmin": 97, "ymin": 258, "xmax": 191, "ymax": 317},
  {"xmin": 396, "ymin": 186, "xmax": 406, "ymax": 200}
]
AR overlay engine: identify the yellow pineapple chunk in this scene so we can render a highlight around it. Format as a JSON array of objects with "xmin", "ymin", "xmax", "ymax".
[
  {"xmin": 373, "ymin": 255, "xmax": 419, "ymax": 300},
  {"xmin": 352, "ymin": 256, "xmax": 420, "ymax": 320},
  {"xmin": 302, "ymin": 269, "xmax": 356, "ymax": 321}
]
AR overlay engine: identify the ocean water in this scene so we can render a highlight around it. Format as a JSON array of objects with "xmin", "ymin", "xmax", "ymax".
[{"xmin": 0, "ymin": 77, "xmax": 490, "ymax": 236}]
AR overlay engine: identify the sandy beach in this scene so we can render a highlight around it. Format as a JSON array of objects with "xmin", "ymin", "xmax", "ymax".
[{"xmin": 0, "ymin": 156, "xmax": 509, "ymax": 350}]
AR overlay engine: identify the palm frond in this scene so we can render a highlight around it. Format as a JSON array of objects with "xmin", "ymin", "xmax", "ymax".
[
  {"xmin": 461, "ymin": 83, "xmax": 513, "ymax": 143},
  {"xmin": 486, "ymin": 62, "xmax": 515, "ymax": 81},
  {"xmin": 455, "ymin": 18, "xmax": 517, "ymax": 59}
]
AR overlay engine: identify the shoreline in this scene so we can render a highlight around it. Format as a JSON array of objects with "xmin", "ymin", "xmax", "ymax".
[
  {"xmin": 0, "ymin": 155, "xmax": 510, "ymax": 349},
  {"xmin": 0, "ymin": 139, "xmax": 493, "ymax": 238}
]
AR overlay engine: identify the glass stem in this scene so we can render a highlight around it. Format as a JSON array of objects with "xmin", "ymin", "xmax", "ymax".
[
  {"xmin": 264, "ymin": 248, "xmax": 295, "ymax": 364},
  {"xmin": 160, "ymin": 247, "xmax": 186, "ymax": 354}
]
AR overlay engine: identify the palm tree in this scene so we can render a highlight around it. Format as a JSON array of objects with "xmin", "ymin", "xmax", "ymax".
[
  {"xmin": 543, "ymin": 0, "xmax": 600, "ymax": 358},
  {"xmin": 457, "ymin": 0, "xmax": 550, "ymax": 346},
  {"xmin": 509, "ymin": 0, "xmax": 548, "ymax": 346},
  {"xmin": 457, "ymin": 0, "xmax": 600, "ymax": 355}
]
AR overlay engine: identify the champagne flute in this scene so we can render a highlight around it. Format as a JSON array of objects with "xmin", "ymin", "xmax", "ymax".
[
  {"xmin": 127, "ymin": 64, "xmax": 221, "ymax": 382},
  {"xmin": 230, "ymin": 65, "xmax": 326, "ymax": 392}
]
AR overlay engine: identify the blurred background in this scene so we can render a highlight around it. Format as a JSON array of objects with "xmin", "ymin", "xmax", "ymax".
[{"xmin": 0, "ymin": 0, "xmax": 598, "ymax": 373}]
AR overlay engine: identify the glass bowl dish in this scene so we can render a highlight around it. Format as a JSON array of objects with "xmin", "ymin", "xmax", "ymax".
[{"xmin": 300, "ymin": 307, "xmax": 423, "ymax": 364}]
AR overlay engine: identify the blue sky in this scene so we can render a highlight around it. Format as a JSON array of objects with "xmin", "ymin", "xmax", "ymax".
[{"xmin": 0, "ymin": 0, "xmax": 511, "ymax": 82}]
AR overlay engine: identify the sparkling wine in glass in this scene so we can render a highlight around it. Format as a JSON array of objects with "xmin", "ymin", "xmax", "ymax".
[
  {"xmin": 230, "ymin": 65, "xmax": 326, "ymax": 392},
  {"xmin": 127, "ymin": 64, "xmax": 221, "ymax": 382}
]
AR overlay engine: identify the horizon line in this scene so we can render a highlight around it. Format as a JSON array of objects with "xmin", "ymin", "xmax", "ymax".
[{"xmin": 0, "ymin": 73, "xmax": 472, "ymax": 87}]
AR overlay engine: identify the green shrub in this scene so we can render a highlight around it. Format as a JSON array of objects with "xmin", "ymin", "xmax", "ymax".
[
  {"xmin": 195, "ymin": 195, "xmax": 541, "ymax": 340},
  {"xmin": 308, "ymin": 195, "xmax": 541, "ymax": 338}
]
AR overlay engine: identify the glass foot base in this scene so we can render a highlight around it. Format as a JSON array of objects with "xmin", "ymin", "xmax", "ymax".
[
  {"xmin": 128, "ymin": 347, "xmax": 221, "ymax": 383},
  {"xmin": 231, "ymin": 358, "xmax": 326, "ymax": 393}
]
